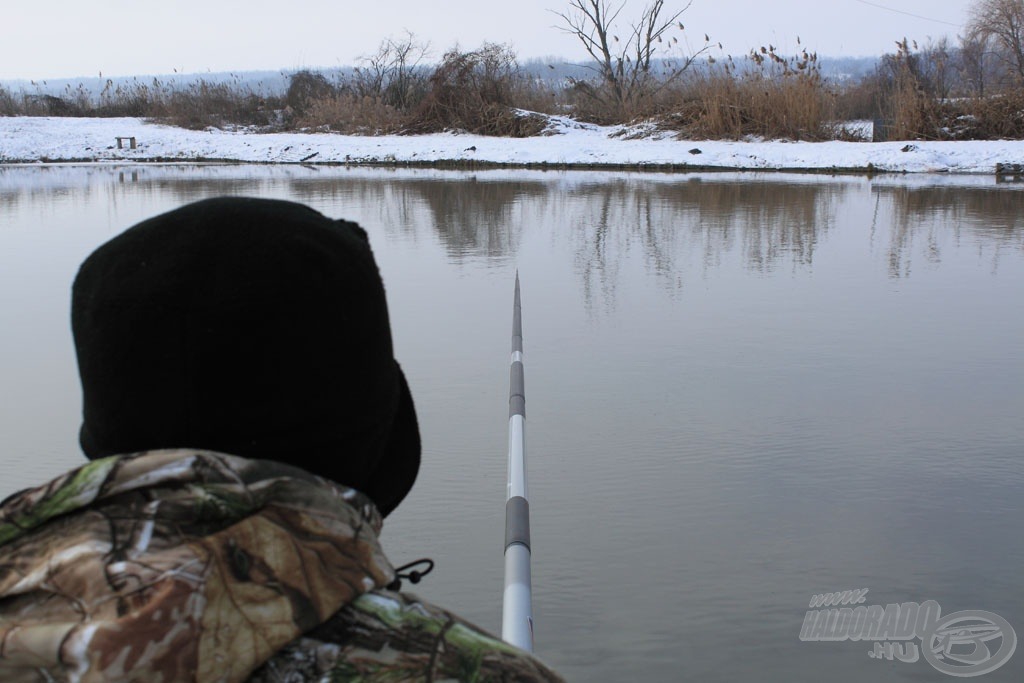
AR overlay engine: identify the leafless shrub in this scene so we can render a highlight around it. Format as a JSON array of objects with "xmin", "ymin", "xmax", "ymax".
[
  {"xmin": 0, "ymin": 85, "xmax": 17, "ymax": 115},
  {"xmin": 408, "ymin": 43, "xmax": 547, "ymax": 136},
  {"xmin": 950, "ymin": 90, "xmax": 1024, "ymax": 138},
  {"xmin": 285, "ymin": 70, "xmax": 339, "ymax": 119},
  {"xmin": 509, "ymin": 76, "xmax": 564, "ymax": 116},
  {"xmin": 834, "ymin": 75, "xmax": 886, "ymax": 123},
  {"xmin": 352, "ymin": 31, "xmax": 431, "ymax": 110},
  {"xmin": 31, "ymin": 94, "xmax": 87, "ymax": 116}
]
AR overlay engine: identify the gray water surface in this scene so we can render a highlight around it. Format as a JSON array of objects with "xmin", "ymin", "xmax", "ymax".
[{"xmin": 1, "ymin": 165, "xmax": 1022, "ymax": 682}]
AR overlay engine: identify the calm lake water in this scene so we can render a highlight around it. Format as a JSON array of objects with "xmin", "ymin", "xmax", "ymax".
[{"xmin": 1, "ymin": 164, "xmax": 1023, "ymax": 681}]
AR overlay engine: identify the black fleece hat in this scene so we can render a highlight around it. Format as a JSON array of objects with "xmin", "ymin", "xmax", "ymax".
[{"xmin": 71, "ymin": 197, "xmax": 419, "ymax": 516}]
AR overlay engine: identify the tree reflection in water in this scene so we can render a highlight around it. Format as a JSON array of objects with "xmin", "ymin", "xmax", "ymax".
[
  {"xmin": 1, "ymin": 166, "xmax": 1021, "ymax": 309},
  {"xmin": 871, "ymin": 183, "xmax": 1024, "ymax": 278}
]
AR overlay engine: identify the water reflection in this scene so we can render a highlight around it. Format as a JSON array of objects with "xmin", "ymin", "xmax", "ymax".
[
  {"xmin": 872, "ymin": 183, "xmax": 1024, "ymax": 278},
  {"xmin": 3, "ymin": 167, "xmax": 1022, "ymax": 308},
  {"xmin": 4, "ymin": 167, "xmax": 1021, "ymax": 295},
  {"xmin": 572, "ymin": 179, "xmax": 839, "ymax": 307}
]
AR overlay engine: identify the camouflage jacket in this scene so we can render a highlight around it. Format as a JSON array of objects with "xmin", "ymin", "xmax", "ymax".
[{"xmin": 0, "ymin": 449, "xmax": 561, "ymax": 682}]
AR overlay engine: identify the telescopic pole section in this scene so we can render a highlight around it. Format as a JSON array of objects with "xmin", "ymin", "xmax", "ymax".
[{"xmin": 502, "ymin": 272, "xmax": 533, "ymax": 652}]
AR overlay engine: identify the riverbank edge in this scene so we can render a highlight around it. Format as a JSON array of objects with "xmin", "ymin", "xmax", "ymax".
[{"xmin": 0, "ymin": 156, "xmax": 940, "ymax": 177}]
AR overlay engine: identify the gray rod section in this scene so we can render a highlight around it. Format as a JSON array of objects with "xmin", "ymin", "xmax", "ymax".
[
  {"xmin": 509, "ymin": 362, "xmax": 525, "ymax": 418},
  {"xmin": 509, "ymin": 271, "xmax": 525, "ymax": 418},
  {"xmin": 504, "ymin": 496, "xmax": 531, "ymax": 550},
  {"xmin": 512, "ymin": 273, "xmax": 523, "ymax": 353}
]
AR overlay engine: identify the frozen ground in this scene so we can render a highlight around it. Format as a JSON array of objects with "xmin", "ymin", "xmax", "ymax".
[{"xmin": 1, "ymin": 115, "xmax": 1023, "ymax": 174}]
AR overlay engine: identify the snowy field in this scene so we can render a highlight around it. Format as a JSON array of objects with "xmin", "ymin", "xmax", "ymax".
[{"xmin": 1, "ymin": 115, "xmax": 1023, "ymax": 174}]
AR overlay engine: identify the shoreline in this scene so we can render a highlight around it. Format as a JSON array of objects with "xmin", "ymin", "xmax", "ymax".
[
  {"xmin": 0, "ymin": 156, "xmax": 885, "ymax": 176},
  {"xmin": 2, "ymin": 115, "xmax": 1024, "ymax": 175}
]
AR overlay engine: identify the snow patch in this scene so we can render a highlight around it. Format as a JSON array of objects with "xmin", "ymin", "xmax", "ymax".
[{"xmin": 1, "ymin": 116, "xmax": 1023, "ymax": 174}]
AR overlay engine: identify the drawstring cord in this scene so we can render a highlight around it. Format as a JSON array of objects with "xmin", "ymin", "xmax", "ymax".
[{"xmin": 387, "ymin": 558, "xmax": 435, "ymax": 591}]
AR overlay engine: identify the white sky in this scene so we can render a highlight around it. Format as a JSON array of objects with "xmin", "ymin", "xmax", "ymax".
[{"xmin": 3, "ymin": 0, "xmax": 971, "ymax": 81}]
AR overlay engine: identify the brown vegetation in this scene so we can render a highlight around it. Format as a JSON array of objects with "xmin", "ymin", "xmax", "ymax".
[
  {"xmin": 671, "ymin": 47, "xmax": 834, "ymax": 140},
  {"xmin": 0, "ymin": 76, "xmax": 279, "ymax": 130},
  {"xmin": 406, "ymin": 43, "xmax": 548, "ymax": 136}
]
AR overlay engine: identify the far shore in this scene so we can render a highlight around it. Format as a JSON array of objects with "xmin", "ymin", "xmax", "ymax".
[{"xmin": 2, "ymin": 116, "xmax": 1024, "ymax": 176}]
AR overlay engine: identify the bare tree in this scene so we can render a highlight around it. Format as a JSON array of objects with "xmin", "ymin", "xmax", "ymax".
[
  {"xmin": 966, "ymin": 0, "xmax": 1024, "ymax": 86},
  {"xmin": 918, "ymin": 37, "xmax": 954, "ymax": 100},
  {"xmin": 353, "ymin": 31, "xmax": 431, "ymax": 110},
  {"xmin": 959, "ymin": 32, "xmax": 997, "ymax": 96},
  {"xmin": 554, "ymin": 0, "xmax": 709, "ymax": 119}
]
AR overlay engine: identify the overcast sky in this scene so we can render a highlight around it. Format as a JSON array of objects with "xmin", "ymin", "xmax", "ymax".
[{"xmin": 3, "ymin": 0, "xmax": 971, "ymax": 81}]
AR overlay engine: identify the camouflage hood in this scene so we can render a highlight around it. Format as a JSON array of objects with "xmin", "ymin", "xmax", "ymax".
[{"xmin": 0, "ymin": 449, "xmax": 394, "ymax": 682}]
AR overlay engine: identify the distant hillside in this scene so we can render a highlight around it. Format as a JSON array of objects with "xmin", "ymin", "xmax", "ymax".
[
  {"xmin": 817, "ymin": 56, "xmax": 880, "ymax": 81},
  {"xmin": 520, "ymin": 55, "xmax": 880, "ymax": 83},
  {"xmin": 2, "ymin": 55, "xmax": 880, "ymax": 98},
  {"xmin": 0, "ymin": 71, "xmax": 295, "ymax": 98}
]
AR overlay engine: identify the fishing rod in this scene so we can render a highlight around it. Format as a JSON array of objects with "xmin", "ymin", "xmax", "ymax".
[{"xmin": 502, "ymin": 271, "xmax": 533, "ymax": 652}]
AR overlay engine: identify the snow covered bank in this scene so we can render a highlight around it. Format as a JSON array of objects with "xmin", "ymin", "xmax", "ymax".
[{"xmin": 1, "ymin": 115, "xmax": 1023, "ymax": 174}]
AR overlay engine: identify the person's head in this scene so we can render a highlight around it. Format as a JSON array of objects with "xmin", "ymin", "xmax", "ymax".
[{"xmin": 71, "ymin": 196, "xmax": 419, "ymax": 516}]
